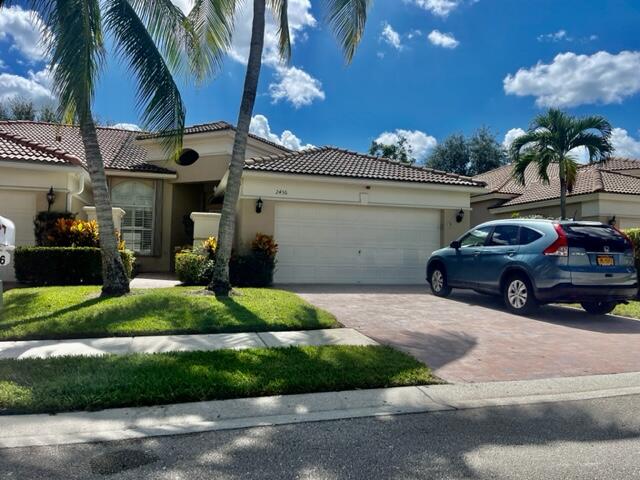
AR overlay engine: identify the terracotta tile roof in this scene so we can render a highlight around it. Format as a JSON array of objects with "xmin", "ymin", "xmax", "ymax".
[
  {"xmin": 137, "ymin": 120, "xmax": 291, "ymax": 152},
  {"xmin": 0, "ymin": 129, "xmax": 82, "ymax": 166},
  {"xmin": 244, "ymin": 147, "xmax": 485, "ymax": 187},
  {"xmin": 495, "ymin": 163, "xmax": 640, "ymax": 208},
  {"xmin": 0, "ymin": 121, "xmax": 174, "ymax": 174}
]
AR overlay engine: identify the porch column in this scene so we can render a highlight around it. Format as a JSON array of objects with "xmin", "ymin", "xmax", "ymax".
[
  {"xmin": 82, "ymin": 207, "xmax": 126, "ymax": 232},
  {"xmin": 190, "ymin": 212, "xmax": 221, "ymax": 247}
]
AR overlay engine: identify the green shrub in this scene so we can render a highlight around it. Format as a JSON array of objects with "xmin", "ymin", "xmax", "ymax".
[
  {"xmin": 623, "ymin": 228, "xmax": 640, "ymax": 295},
  {"xmin": 34, "ymin": 211, "xmax": 75, "ymax": 246},
  {"xmin": 230, "ymin": 252, "xmax": 276, "ymax": 287},
  {"xmin": 175, "ymin": 250, "xmax": 208, "ymax": 285},
  {"xmin": 15, "ymin": 247, "xmax": 134, "ymax": 285}
]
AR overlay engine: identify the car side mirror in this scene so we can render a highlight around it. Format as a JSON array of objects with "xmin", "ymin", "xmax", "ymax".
[{"xmin": 450, "ymin": 240, "xmax": 461, "ymax": 250}]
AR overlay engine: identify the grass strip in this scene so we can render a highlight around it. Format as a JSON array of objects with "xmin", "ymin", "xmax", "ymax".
[
  {"xmin": 0, "ymin": 345, "xmax": 436, "ymax": 415},
  {"xmin": 0, "ymin": 287, "xmax": 338, "ymax": 341}
]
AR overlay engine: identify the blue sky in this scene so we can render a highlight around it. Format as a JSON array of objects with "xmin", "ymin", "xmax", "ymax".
[{"xmin": 2, "ymin": 0, "xmax": 640, "ymax": 160}]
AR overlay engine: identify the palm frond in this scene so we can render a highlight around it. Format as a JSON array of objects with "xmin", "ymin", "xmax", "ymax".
[
  {"xmin": 267, "ymin": 0, "xmax": 291, "ymax": 62},
  {"xmin": 42, "ymin": 0, "xmax": 105, "ymax": 121},
  {"xmin": 512, "ymin": 150, "xmax": 537, "ymax": 186},
  {"xmin": 125, "ymin": 0, "xmax": 192, "ymax": 75},
  {"xmin": 323, "ymin": 0, "xmax": 371, "ymax": 63},
  {"xmin": 509, "ymin": 130, "xmax": 544, "ymax": 161},
  {"xmin": 559, "ymin": 154, "xmax": 579, "ymax": 191},
  {"xmin": 570, "ymin": 114, "xmax": 612, "ymax": 139},
  {"xmin": 569, "ymin": 132, "xmax": 613, "ymax": 163},
  {"xmin": 104, "ymin": 0, "xmax": 186, "ymax": 156},
  {"xmin": 187, "ymin": 0, "xmax": 236, "ymax": 82}
]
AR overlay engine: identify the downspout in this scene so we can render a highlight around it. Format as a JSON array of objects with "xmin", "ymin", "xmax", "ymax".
[{"xmin": 66, "ymin": 172, "xmax": 86, "ymax": 213}]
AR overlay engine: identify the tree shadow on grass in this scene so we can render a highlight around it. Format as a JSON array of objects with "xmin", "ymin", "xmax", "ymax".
[{"xmin": 1, "ymin": 395, "xmax": 639, "ymax": 479}]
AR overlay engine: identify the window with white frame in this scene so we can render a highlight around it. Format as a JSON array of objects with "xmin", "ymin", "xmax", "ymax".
[{"xmin": 111, "ymin": 181, "xmax": 155, "ymax": 255}]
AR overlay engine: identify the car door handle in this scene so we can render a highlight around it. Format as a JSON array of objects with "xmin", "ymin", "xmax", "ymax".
[{"xmin": 507, "ymin": 250, "xmax": 517, "ymax": 257}]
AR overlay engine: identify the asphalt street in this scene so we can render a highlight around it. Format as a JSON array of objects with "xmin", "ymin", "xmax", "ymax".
[{"xmin": 1, "ymin": 394, "xmax": 639, "ymax": 479}]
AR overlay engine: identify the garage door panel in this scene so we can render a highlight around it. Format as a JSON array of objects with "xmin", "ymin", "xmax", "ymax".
[
  {"xmin": 0, "ymin": 190, "xmax": 37, "ymax": 282},
  {"xmin": 275, "ymin": 203, "xmax": 440, "ymax": 284}
]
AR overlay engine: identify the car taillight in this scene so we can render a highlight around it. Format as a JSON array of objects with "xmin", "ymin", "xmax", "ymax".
[{"xmin": 544, "ymin": 224, "xmax": 569, "ymax": 257}]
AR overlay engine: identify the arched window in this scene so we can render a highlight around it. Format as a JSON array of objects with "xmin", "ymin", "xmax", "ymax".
[{"xmin": 111, "ymin": 181, "xmax": 155, "ymax": 255}]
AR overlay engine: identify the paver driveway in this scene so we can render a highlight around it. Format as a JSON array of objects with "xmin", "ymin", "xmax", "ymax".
[{"xmin": 289, "ymin": 286, "xmax": 640, "ymax": 383}]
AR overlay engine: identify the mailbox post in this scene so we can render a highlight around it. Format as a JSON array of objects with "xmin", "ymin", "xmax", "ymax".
[{"xmin": 0, "ymin": 215, "xmax": 16, "ymax": 310}]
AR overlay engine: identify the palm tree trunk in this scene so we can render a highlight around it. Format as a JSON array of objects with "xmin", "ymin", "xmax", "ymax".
[
  {"xmin": 79, "ymin": 110, "xmax": 130, "ymax": 297},
  {"xmin": 208, "ymin": 0, "xmax": 266, "ymax": 296},
  {"xmin": 560, "ymin": 177, "xmax": 568, "ymax": 220}
]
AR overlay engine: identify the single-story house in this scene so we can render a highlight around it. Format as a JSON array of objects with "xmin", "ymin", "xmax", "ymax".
[
  {"xmin": 471, "ymin": 159, "xmax": 640, "ymax": 229},
  {"xmin": 0, "ymin": 120, "xmax": 485, "ymax": 284}
]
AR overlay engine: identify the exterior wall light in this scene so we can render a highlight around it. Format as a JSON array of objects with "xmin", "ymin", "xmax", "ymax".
[
  {"xmin": 256, "ymin": 198, "xmax": 264, "ymax": 214},
  {"xmin": 456, "ymin": 209, "xmax": 465, "ymax": 223},
  {"xmin": 46, "ymin": 186, "xmax": 56, "ymax": 212},
  {"xmin": 608, "ymin": 215, "xmax": 617, "ymax": 227}
]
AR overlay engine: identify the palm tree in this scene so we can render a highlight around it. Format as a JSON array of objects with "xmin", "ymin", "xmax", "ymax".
[
  {"xmin": 189, "ymin": 0, "xmax": 372, "ymax": 296},
  {"xmin": 510, "ymin": 108, "xmax": 613, "ymax": 220},
  {"xmin": 0, "ymin": 0, "xmax": 190, "ymax": 296}
]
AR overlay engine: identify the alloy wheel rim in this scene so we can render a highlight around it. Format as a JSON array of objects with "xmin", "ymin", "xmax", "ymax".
[
  {"xmin": 508, "ymin": 280, "xmax": 528, "ymax": 309},
  {"xmin": 432, "ymin": 270, "xmax": 444, "ymax": 292}
]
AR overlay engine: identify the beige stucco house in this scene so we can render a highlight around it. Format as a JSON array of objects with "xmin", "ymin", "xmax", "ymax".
[
  {"xmin": 471, "ymin": 159, "xmax": 640, "ymax": 229},
  {"xmin": 0, "ymin": 120, "xmax": 485, "ymax": 284}
]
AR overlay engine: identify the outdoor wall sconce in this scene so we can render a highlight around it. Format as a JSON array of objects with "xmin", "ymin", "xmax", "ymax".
[
  {"xmin": 256, "ymin": 197, "xmax": 264, "ymax": 214},
  {"xmin": 608, "ymin": 215, "xmax": 617, "ymax": 227},
  {"xmin": 456, "ymin": 209, "xmax": 465, "ymax": 223},
  {"xmin": 46, "ymin": 186, "xmax": 56, "ymax": 212}
]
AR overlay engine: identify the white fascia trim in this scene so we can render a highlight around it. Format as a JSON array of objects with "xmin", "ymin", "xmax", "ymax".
[
  {"xmin": 105, "ymin": 169, "xmax": 177, "ymax": 179},
  {"xmin": 242, "ymin": 170, "xmax": 486, "ymax": 194},
  {"xmin": 489, "ymin": 193, "xmax": 600, "ymax": 214},
  {"xmin": 0, "ymin": 159, "xmax": 84, "ymax": 174}
]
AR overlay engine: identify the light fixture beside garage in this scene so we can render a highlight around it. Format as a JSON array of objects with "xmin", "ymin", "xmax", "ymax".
[
  {"xmin": 456, "ymin": 209, "xmax": 465, "ymax": 223},
  {"xmin": 46, "ymin": 186, "xmax": 56, "ymax": 212},
  {"xmin": 256, "ymin": 197, "xmax": 264, "ymax": 214}
]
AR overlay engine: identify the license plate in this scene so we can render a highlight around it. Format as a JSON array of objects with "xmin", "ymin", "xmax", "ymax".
[{"xmin": 596, "ymin": 255, "xmax": 615, "ymax": 266}]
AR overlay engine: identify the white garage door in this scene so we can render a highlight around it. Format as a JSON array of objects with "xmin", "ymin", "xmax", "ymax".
[
  {"xmin": 0, "ymin": 190, "xmax": 37, "ymax": 282},
  {"xmin": 275, "ymin": 203, "xmax": 441, "ymax": 284}
]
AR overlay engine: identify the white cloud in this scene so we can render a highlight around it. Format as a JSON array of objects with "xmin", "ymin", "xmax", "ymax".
[
  {"xmin": 504, "ymin": 50, "xmax": 640, "ymax": 108},
  {"xmin": 409, "ymin": 0, "xmax": 461, "ymax": 17},
  {"xmin": 250, "ymin": 114, "xmax": 313, "ymax": 151},
  {"xmin": 269, "ymin": 65, "xmax": 325, "ymax": 108},
  {"xmin": 0, "ymin": 67, "xmax": 54, "ymax": 107},
  {"xmin": 375, "ymin": 129, "xmax": 437, "ymax": 161},
  {"xmin": 173, "ymin": 0, "xmax": 323, "ymax": 108},
  {"xmin": 611, "ymin": 127, "xmax": 640, "ymax": 158},
  {"xmin": 112, "ymin": 123, "xmax": 142, "ymax": 131},
  {"xmin": 381, "ymin": 23, "xmax": 402, "ymax": 50},
  {"xmin": 502, "ymin": 128, "xmax": 526, "ymax": 150},
  {"xmin": 427, "ymin": 30, "xmax": 460, "ymax": 49},
  {"xmin": 537, "ymin": 30, "xmax": 569, "ymax": 43},
  {"xmin": 0, "ymin": 6, "xmax": 46, "ymax": 61}
]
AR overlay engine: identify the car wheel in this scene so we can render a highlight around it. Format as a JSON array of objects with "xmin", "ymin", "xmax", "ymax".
[
  {"xmin": 430, "ymin": 266, "xmax": 452, "ymax": 297},
  {"xmin": 503, "ymin": 275, "xmax": 538, "ymax": 315},
  {"xmin": 580, "ymin": 301, "xmax": 617, "ymax": 316}
]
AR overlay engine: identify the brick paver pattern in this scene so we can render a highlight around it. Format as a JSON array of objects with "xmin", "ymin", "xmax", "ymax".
[{"xmin": 290, "ymin": 286, "xmax": 640, "ymax": 383}]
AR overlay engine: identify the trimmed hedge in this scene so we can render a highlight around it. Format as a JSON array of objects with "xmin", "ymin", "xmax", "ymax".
[
  {"xmin": 15, "ymin": 247, "xmax": 135, "ymax": 286},
  {"xmin": 624, "ymin": 228, "xmax": 640, "ymax": 295},
  {"xmin": 174, "ymin": 251, "xmax": 275, "ymax": 287}
]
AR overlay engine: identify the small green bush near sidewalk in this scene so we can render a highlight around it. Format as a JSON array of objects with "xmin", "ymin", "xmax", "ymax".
[
  {"xmin": 0, "ymin": 346, "xmax": 435, "ymax": 415},
  {"xmin": 0, "ymin": 286, "xmax": 338, "ymax": 341}
]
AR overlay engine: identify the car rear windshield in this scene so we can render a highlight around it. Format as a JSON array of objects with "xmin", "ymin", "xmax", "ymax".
[{"xmin": 563, "ymin": 224, "xmax": 630, "ymax": 253}]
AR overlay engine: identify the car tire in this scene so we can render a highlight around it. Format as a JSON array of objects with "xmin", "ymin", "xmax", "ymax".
[
  {"xmin": 503, "ymin": 274, "xmax": 538, "ymax": 315},
  {"xmin": 429, "ymin": 265, "xmax": 452, "ymax": 297},
  {"xmin": 581, "ymin": 301, "xmax": 617, "ymax": 316}
]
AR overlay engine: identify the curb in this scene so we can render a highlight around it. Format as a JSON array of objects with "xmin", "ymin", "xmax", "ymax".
[{"xmin": 2, "ymin": 372, "xmax": 640, "ymax": 449}]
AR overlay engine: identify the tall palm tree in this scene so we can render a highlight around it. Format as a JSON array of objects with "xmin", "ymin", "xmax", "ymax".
[
  {"xmin": 189, "ymin": 0, "xmax": 372, "ymax": 296},
  {"xmin": 510, "ymin": 108, "xmax": 613, "ymax": 220},
  {"xmin": 0, "ymin": 0, "xmax": 191, "ymax": 296}
]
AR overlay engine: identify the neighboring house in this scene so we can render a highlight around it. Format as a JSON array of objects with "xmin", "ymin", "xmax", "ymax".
[
  {"xmin": 0, "ymin": 120, "xmax": 485, "ymax": 284},
  {"xmin": 471, "ymin": 159, "xmax": 640, "ymax": 229}
]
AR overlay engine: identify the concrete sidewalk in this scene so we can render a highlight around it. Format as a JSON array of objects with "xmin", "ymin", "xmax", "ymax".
[
  {"xmin": 0, "ymin": 328, "xmax": 377, "ymax": 360},
  {"xmin": 2, "ymin": 372, "xmax": 640, "ymax": 449}
]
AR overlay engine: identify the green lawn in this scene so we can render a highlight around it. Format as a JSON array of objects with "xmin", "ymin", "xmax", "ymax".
[
  {"xmin": 0, "ymin": 345, "xmax": 436, "ymax": 415},
  {"xmin": 613, "ymin": 300, "xmax": 640, "ymax": 319},
  {"xmin": 0, "ymin": 287, "xmax": 338, "ymax": 341}
]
